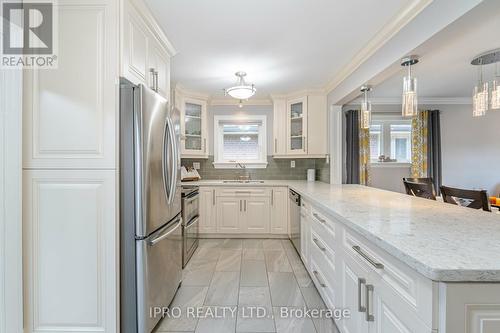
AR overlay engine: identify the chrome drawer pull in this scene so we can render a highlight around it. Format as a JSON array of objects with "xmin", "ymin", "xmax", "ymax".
[
  {"xmin": 313, "ymin": 213, "xmax": 326, "ymax": 224},
  {"xmin": 366, "ymin": 284, "xmax": 374, "ymax": 322},
  {"xmin": 312, "ymin": 270, "xmax": 326, "ymax": 288},
  {"xmin": 357, "ymin": 278, "xmax": 366, "ymax": 312},
  {"xmin": 313, "ymin": 238, "xmax": 326, "ymax": 252},
  {"xmin": 352, "ymin": 245, "xmax": 384, "ymax": 269}
]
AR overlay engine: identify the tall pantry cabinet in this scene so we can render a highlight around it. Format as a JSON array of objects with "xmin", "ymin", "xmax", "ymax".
[{"xmin": 22, "ymin": 0, "xmax": 175, "ymax": 332}]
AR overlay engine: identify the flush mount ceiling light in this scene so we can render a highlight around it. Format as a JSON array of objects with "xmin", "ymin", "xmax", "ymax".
[
  {"xmin": 471, "ymin": 49, "xmax": 500, "ymax": 115},
  {"xmin": 360, "ymin": 85, "xmax": 372, "ymax": 129},
  {"xmin": 224, "ymin": 71, "xmax": 256, "ymax": 100},
  {"xmin": 401, "ymin": 55, "xmax": 419, "ymax": 118}
]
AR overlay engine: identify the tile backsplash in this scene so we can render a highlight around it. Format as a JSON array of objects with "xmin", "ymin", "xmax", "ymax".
[{"xmin": 182, "ymin": 156, "xmax": 330, "ymax": 183}]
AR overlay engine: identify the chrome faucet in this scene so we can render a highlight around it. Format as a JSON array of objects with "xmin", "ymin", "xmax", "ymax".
[{"xmin": 233, "ymin": 161, "xmax": 250, "ymax": 181}]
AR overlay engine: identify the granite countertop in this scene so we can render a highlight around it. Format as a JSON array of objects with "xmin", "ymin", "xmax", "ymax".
[{"xmin": 184, "ymin": 180, "xmax": 500, "ymax": 282}]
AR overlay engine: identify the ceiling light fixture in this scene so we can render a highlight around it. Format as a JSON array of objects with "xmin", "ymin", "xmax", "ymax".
[
  {"xmin": 471, "ymin": 49, "xmax": 500, "ymax": 116},
  {"xmin": 224, "ymin": 71, "xmax": 256, "ymax": 100},
  {"xmin": 360, "ymin": 85, "xmax": 372, "ymax": 129},
  {"xmin": 401, "ymin": 56, "xmax": 419, "ymax": 118}
]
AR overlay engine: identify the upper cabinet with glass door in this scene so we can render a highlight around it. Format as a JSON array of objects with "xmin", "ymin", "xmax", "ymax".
[
  {"xmin": 180, "ymin": 97, "xmax": 208, "ymax": 158},
  {"xmin": 287, "ymin": 97, "xmax": 308, "ymax": 155}
]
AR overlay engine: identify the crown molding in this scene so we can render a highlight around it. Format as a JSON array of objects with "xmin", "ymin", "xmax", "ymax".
[
  {"xmin": 209, "ymin": 98, "xmax": 273, "ymax": 106},
  {"xmin": 129, "ymin": 0, "xmax": 177, "ymax": 57},
  {"xmin": 324, "ymin": 0, "xmax": 433, "ymax": 95},
  {"xmin": 270, "ymin": 88, "xmax": 327, "ymax": 101},
  {"xmin": 347, "ymin": 96, "xmax": 472, "ymax": 105}
]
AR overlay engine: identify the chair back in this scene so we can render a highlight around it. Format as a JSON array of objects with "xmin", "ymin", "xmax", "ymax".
[
  {"xmin": 439, "ymin": 185, "xmax": 490, "ymax": 212},
  {"xmin": 403, "ymin": 178, "xmax": 436, "ymax": 200}
]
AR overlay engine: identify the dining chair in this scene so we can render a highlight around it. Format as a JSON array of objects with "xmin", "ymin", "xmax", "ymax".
[
  {"xmin": 439, "ymin": 185, "xmax": 491, "ymax": 212},
  {"xmin": 403, "ymin": 178, "xmax": 437, "ymax": 200}
]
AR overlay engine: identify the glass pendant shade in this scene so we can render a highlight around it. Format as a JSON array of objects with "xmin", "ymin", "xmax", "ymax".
[
  {"xmin": 360, "ymin": 101, "xmax": 371, "ymax": 129},
  {"xmin": 492, "ymin": 80, "xmax": 500, "ymax": 110},
  {"xmin": 402, "ymin": 75, "xmax": 418, "ymax": 117},
  {"xmin": 225, "ymin": 72, "xmax": 256, "ymax": 100},
  {"xmin": 472, "ymin": 82, "xmax": 489, "ymax": 117},
  {"xmin": 226, "ymin": 85, "xmax": 256, "ymax": 99}
]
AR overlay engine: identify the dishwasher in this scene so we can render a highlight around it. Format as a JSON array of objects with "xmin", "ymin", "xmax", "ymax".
[{"xmin": 289, "ymin": 189, "xmax": 301, "ymax": 253}]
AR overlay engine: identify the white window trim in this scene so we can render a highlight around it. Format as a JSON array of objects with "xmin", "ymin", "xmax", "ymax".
[
  {"xmin": 370, "ymin": 115, "xmax": 412, "ymax": 164},
  {"xmin": 213, "ymin": 115, "xmax": 268, "ymax": 169}
]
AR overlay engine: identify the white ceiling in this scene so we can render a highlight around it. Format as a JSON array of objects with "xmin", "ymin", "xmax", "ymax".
[
  {"xmin": 367, "ymin": 0, "xmax": 500, "ymax": 101},
  {"xmin": 146, "ymin": 0, "xmax": 413, "ymax": 99}
]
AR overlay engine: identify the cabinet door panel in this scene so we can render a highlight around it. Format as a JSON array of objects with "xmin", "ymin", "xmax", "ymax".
[
  {"xmin": 23, "ymin": 170, "xmax": 116, "ymax": 333},
  {"xmin": 199, "ymin": 187, "xmax": 216, "ymax": 233},
  {"xmin": 180, "ymin": 98, "xmax": 207, "ymax": 157},
  {"xmin": 270, "ymin": 188, "xmax": 288, "ymax": 234},
  {"xmin": 217, "ymin": 197, "xmax": 241, "ymax": 233},
  {"xmin": 244, "ymin": 197, "xmax": 270, "ymax": 233},
  {"xmin": 23, "ymin": 2, "xmax": 117, "ymax": 169},
  {"xmin": 148, "ymin": 43, "xmax": 170, "ymax": 100},
  {"xmin": 287, "ymin": 97, "xmax": 308, "ymax": 155},
  {"xmin": 341, "ymin": 254, "xmax": 370, "ymax": 333}
]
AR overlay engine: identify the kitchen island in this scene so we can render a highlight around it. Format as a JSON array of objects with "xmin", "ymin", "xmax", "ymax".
[{"xmin": 185, "ymin": 180, "xmax": 500, "ymax": 333}]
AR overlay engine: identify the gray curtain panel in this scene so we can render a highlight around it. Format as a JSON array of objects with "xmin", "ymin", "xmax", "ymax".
[
  {"xmin": 345, "ymin": 110, "xmax": 360, "ymax": 184},
  {"xmin": 427, "ymin": 110, "xmax": 442, "ymax": 194}
]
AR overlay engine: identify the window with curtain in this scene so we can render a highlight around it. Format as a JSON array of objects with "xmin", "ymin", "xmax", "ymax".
[
  {"xmin": 369, "ymin": 116, "xmax": 412, "ymax": 163},
  {"xmin": 213, "ymin": 115, "xmax": 267, "ymax": 168}
]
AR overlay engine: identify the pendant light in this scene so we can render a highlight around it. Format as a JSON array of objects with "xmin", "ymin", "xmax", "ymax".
[
  {"xmin": 492, "ymin": 63, "xmax": 500, "ymax": 110},
  {"xmin": 360, "ymin": 85, "xmax": 372, "ymax": 129},
  {"xmin": 401, "ymin": 56, "xmax": 419, "ymax": 118},
  {"xmin": 471, "ymin": 49, "xmax": 500, "ymax": 116},
  {"xmin": 224, "ymin": 72, "xmax": 256, "ymax": 100},
  {"xmin": 472, "ymin": 63, "xmax": 488, "ymax": 117}
]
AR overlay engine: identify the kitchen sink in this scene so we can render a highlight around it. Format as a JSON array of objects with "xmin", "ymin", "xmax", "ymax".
[{"xmin": 222, "ymin": 180, "xmax": 265, "ymax": 184}]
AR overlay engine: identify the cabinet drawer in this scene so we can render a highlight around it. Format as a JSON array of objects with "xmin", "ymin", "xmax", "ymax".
[
  {"xmin": 216, "ymin": 187, "xmax": 271, "ymax": 197},
  {"xmin": 310, "ymin": 257, "xmax": 335, "ymax": 309},
  {"xmin": 310, "ymin": 205, "xmax": 336, "ymax": 245},
  {"xmin": 343, "ymin": 228, "xmax": 435, "ymax": 328},
  {"xmin": 310, "ymin": 229, "xmax": 336, "ymax": 283}
]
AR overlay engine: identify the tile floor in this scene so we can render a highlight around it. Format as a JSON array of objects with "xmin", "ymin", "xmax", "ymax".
[{"xmin": 154, "ymin": 238, "xmax": 341, "ymax": 333}]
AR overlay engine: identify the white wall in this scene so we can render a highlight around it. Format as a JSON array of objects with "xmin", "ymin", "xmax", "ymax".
[
  {"xmin": 439, "ymin": 104, "xmax": 500, "ymax": 196},
  {"xmin": 207, "ymin": 104, "xmax": 273, "ymax": 155}
]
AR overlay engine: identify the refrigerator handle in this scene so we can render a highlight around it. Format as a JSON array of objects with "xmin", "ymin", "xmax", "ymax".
[
  {"xmin": 148, "ymin": 217, "xmax": 182, "ymax": 246},
  {"xmin": 162, "ymin": 117, "xmax": 172, "ymax": 205},
  {"xmin": 167, "ymin": 116, "xmax": 177, "ymax": 204}
]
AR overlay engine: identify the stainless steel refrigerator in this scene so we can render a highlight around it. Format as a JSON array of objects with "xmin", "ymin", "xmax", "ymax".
[{"xmin": 120, "ymin": 79, "xmax": 182, "ymax": 333}]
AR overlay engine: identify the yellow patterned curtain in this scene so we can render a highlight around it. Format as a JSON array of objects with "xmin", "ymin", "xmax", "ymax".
[
  {"xmin": 411, "ymin": 110, "xmax": 428, "ymax": 177},
  {"xmin": 359, "ymin": 123, "xmax": 371, "ymax": 186}
]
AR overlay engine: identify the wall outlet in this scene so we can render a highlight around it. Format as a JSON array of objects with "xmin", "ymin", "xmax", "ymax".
[
  {"xmin": 290, "ymin": 160, "xmax": 295, "ymax": 168},
  {"xmin": 193, "ymin": 162, "xmax": 201, "ymax": 169}
]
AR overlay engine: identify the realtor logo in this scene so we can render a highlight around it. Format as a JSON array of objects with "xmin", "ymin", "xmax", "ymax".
[{"xmin": 1, "ymin": 1, "xmax": 58, "ymax": 68}]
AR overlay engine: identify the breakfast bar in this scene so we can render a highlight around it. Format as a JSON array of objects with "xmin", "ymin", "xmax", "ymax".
[{"xmin": 186, "ymin": 180, "xmax": 500, "ymax": 333}]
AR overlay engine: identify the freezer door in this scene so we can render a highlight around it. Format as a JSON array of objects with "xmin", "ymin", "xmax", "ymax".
[
  {"xmin": 135, "ymin": 85, "xmax": 180, "ymax": 237},
  {"xmin": 136, "ymin": 214, "xmax": 182, "ymax": 333}
]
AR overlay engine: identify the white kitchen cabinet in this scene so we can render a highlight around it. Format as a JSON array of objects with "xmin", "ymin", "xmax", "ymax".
[
  {"xmin": 272, "ymin": 94, "xmax": 327, "ymax": 158},
  {"xmin": 287, "ymin": 96, "xmax": 308, "ymax": 155},
  {"xmin": 23, "ymin": 0, "xmax": 118, "ymax": 169},
  {"xmin": 244, "ymin": 197, "xmax": 271, "ymax": 233},
  {"xmin": 121, "ymin": 0, "xmax": 175, "ymax": 99},
  {"xmin": 270, "ymin": 188, "xmax": 288, "ymax": 234},
  {"xmin": 272, "ymin": 99, "xmax": 287, "ymax": 155},
  {"xmin": 180, "ymin": 97, "xmax": 209, "ymax": 158},
  {"xmin": 199, "ymin": 187, "xmax": 217, "ymax": 233},
  {"xmin": 23, "ymin": 169, "xmax": 116, "ymax": 333},
  {"xmin": 339, "ymin": 252, "xmax": 370, "ymax": 333},
  {"xmin": 217, "ymin": 197, "xmax": 242, "ymax": 233}
]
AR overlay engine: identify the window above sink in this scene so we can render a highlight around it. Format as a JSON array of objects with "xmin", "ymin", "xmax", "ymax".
[{"xmin": 213, "ymin": 115, "xmax": 268, "ymax": 169}]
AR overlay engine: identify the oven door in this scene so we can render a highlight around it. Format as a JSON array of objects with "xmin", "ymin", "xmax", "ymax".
[
  {"xmin": 183, "ymin": 215, "xmax": 199, "ymax": 267},
  {"xmin": 182, "ymin": 191, "xmax": 199, "ymax": 224}
]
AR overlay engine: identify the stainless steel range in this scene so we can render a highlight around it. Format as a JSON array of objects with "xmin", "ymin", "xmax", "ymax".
[{"xmin": 181, "ymin": 186, "xmax": 199, "ymax": 267}]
